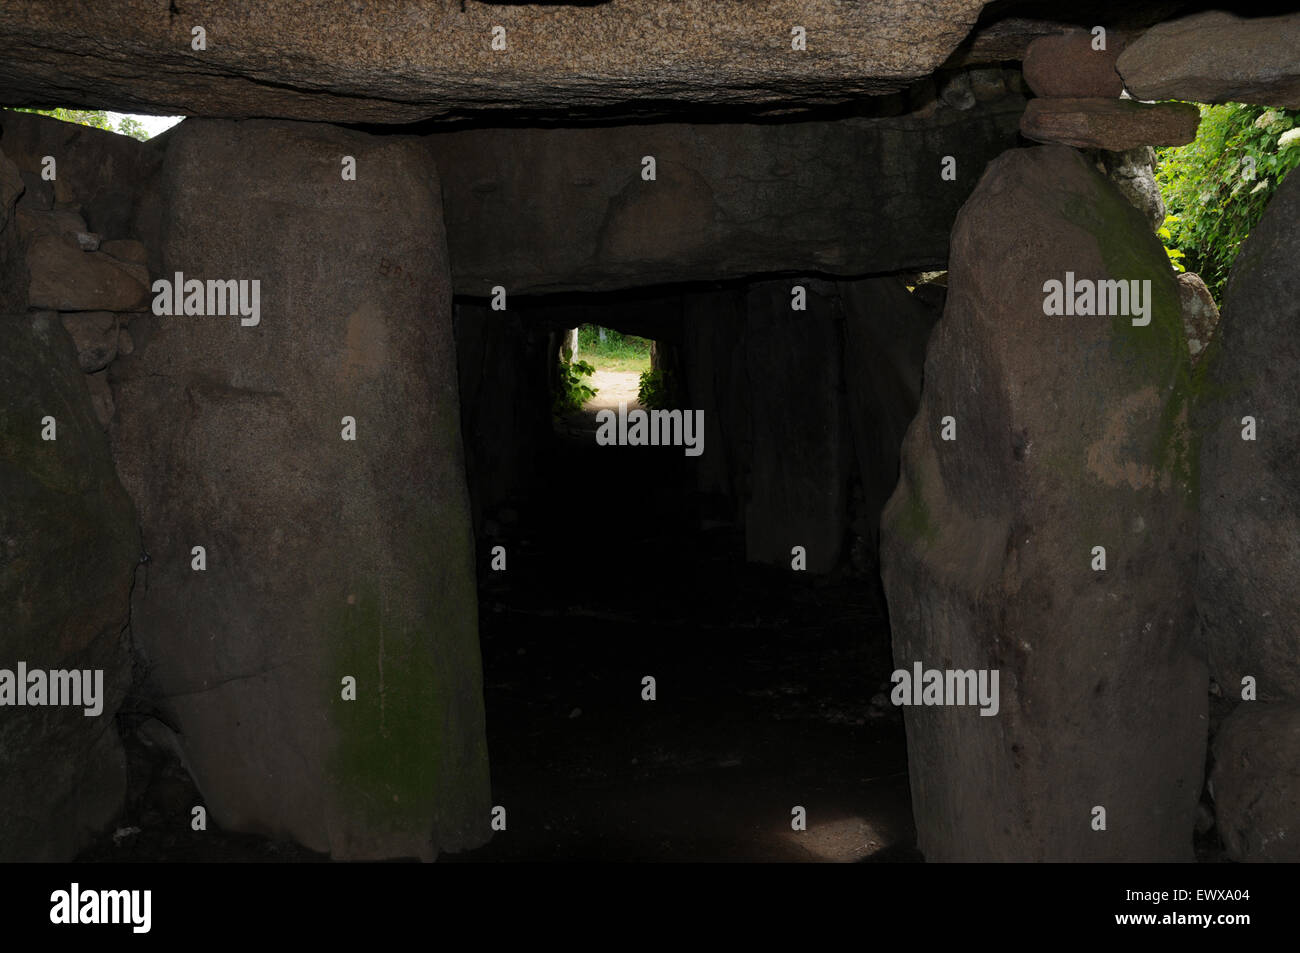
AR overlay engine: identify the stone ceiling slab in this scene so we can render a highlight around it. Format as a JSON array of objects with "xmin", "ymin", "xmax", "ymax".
[{"xmin": 0, "ymin": 0, "xmax": 989, "ymax": 123}]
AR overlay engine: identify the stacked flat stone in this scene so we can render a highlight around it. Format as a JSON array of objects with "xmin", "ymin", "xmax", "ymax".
[
  {"xmin": 16, "ymin": 185, "xmax": 148, "ymax": 425},
  {"xmin": 1, "ymin": 110, "xmax": 157, "ymax": 428},
  {"xmin": 1118, "ymin": 12, "xmax": 1300, "ymax": 110},
  {"xmin": 1018, "ymin": 30, "xmax": 1199, "ymax": 150}
]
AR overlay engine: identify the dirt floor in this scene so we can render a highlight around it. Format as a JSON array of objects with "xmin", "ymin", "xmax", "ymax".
[{"xmin": 584, "ymin": 369, "xmax": 642, "ymax": 413}]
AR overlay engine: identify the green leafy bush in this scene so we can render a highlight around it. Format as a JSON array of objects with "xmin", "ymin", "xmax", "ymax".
[
  {"xmin": 1158, "ymin": 216, "xmax": 1185, "ymax": 273},
  {"xmin": 554, "ymin": 357, "xmax": 597, "ymax": 415},
  {"xmin": 1156, "ymin": 102, "xmax": 1300, "ymax": 302},
  {"xmin": 637, "ymin": 367, "xmax": 676, "ymax": 410},
  {"xmin": 114, "ymin": 116, "xmax": 149, "ymax": 141}
]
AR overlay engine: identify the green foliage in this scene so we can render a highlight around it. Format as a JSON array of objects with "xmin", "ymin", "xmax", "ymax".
[
  {"xmin": 1156, "ymin": 102, "xmax": 1300, "ymax": 303},
  {"xmin": 636, "ymin": 367, "xmax": 669, "ymax": 409},
  {"xmin": 14, "ymin": 108, "xmax": 151, "ymax": 141},
  {"xmin": 554, "ymin": 357, "xmax": 597, "ymax": 415},
  {"xmin": 575, "ymin": 325, "xmax": 652, "ymax": 373},
  {"xmin": 15, "ymin": 108, "xmax": 113, "ymax": 131},
  {"xmin": 577, "ymin": 326, "xmax": 651, "ymax": 360},
  {"xmin": 114, "ymin": 116, "xmax": 150, "ymax": 142},
  {"xmin": 893, "ymin": 473, "xmax": 937, "ymax": 546},
  {"xmin": 1157, "ymin": 216, "xmax": 1185, "ymax": 273}
]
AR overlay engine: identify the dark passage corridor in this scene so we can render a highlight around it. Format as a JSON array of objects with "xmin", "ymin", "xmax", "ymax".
[{"xmin": 451, "ymin": 401, "xmax": 915, "ymax": 862}]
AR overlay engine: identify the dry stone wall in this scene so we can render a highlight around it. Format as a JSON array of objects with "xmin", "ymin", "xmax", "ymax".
[{"xmin": 0, "ymin": 139, "xmax": 140, "ymax": 860}]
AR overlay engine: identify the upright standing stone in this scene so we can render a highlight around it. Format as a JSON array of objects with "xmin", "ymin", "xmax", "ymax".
[
  {"xmin": 0, "ymin": 312, "xmax": 138, "ymax": 861},
  {"xmin": 453, "ymin": 303, "xmax": 555, "ymax": 529},
  {"xmin": 881, "ymin": 145, "xmax": 1205, "ymax": 861},
  {"xmin": 0, "ymin": 149, "xmax": 25, "ymax": 311},
  {"xmin": 1198, "ymin": 169, "xmax": 1300, "ymax": 701},
  {"xmin": 1211, "ymin": 701, "xmax": 1300, "ymax": 861},
  {"xmin": 681, "ymin": 288, "xmax": 750, "ymax": 521},
  {"xmin": 110, "ymin": 119, "xmax": 490, "ymax": 860},
  {"xmin": 744, "ymin": 280, "xmax": 850, "ymax": 574},
  {"xmin": 840, "ymin": 277, "xmax": 940, "ymax": 560}
]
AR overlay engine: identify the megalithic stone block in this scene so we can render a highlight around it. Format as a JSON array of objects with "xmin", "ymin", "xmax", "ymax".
[
  {"xmin": 742, "ymin": 280, "xmax": 851, "ymax": 574},
  {"xmin": 110, "ymin": 119, "xmax": 490, "ymax": 861},
  {"xmin": 0, "ymin": 0, "xmax": 989, "ymax": 123},
  {"xmin": 0, "ymin": 311, "xmax": 138, "ymax": 861},
  {"xmin": 1197, "ymin": 165, "xmax": 1300, "ymax": 701},
  {"xmin": 881, "ymin": 145, "xmax": 1205, "ymax": 861}
]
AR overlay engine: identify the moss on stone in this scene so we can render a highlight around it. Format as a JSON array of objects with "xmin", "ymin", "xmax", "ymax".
[
  {"xmin": 1062, "ymin": 185, "xmax": 1206, "ymax": 506},
  {"xmin": 325, "ymin": 582, "xmax": 442, "ymax": 833},
  {"xmin": 323, "ymin": 494, "xmax": 487, "ymax": 846},
  {"xmin": 891, "ymin": 470, "xmax": 939, "ymax": 546},
  {"xmin": 406, "ymin": 507, "xmax": 489, "ymax": 836}
]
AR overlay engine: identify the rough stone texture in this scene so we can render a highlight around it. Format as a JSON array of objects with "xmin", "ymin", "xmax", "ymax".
[
  {"xmin": 743, "ymin": 281, "xmax": 851, "ymax": 574},
  {"xmin": 1020, "ymin": 98, "xmax": 1199, "ymax": 151},
  {"xmin": 681, "ymin": 289, "xmax": 751, "ymax": 524},
  {"xmin": 0, "ymin": 311, "xmax": 138, "ymax": 861},
  {"xmin": 61, "ymin": 311, "xmax": 118, "ymax": 372},
  {"xmin": 453, "ymin": 303, "xmax": 556, "ymax": 530},
  {"xmin": 673, "ymin": 277, "xmax": 936, "ymax": 574},
  {"xmin": 938, "ymin": 72, "xmax": 977, "ymax": 112},
  {"xmin": 0, "ymin": 148, "xmax": 25, "ymax": 312},
  {"xmin": 0, "ymin": 151, "xmax": 19, "ymax": 214},
  {"xmin": 1198, "ymin": 169, "xmax": 1300, "ymax": 702},
  {"xmin": 101, "ymin": 239, "xmax": 148, "ymax": 266},
  {"xmin": 1212, "ymin": 702, "xmax": 1300, "ymax": 861},
  {"xmin": 428, "ymin": 92, "xmax": 1026, "ymax": 294},
  {"xmin": 841, "ymin": 278, "xmax": 941, "ymax": 562},
  {"xmin": 17, "ymin": 206, "xmax": 88, "ymax": 237},
  {"xmin": 16, "ymin": 203, "xmax": 151, "ymax": 311},
  {"xmin": 0, "ymin": 1, "xmax": 987, "ymax": 123},
  {"xmin": 24, "ymin": 231, "xmax": 149, "ymax": 311},
  {"xmin": 947, "ymin": 2, "xmax": 1299, "ymax": 70},
  {"xmin": 1118, "ymin": 12, "xmax": 1300, "ymax": 109},
  {"xmin": 0, "ymin": 109, "xmax": 163, "ymax": 240},
  {"xmin": 1176, "ymin": 272, "xmax": 1218, "ymax": 363},
  {"xmin": 16, "ymin": 171, "xmax": 50, "ymax": 211},
  {"xmin": 1023, "ymin": 30, "xmax": 1124, "ymax": 99},
  {"xmin": 84, "ymin": 369, "xmax": 114, "ymax": 428},
  {"xmin": 560, "ymin": 327, "xmax": 579, "ymax": 362},
  {"xmin": 966, "ymin": 68, "xmax": 1008, "ymax": 103},
  {"xmin": 881, "ymin": 145, "xmax": 1206, "ymax": 861},
  {"xmin": 110, "ymin": 118, "xmax": 490, "ymax": 861},
  {"xmin": 1093, "ymin": 146, "xmax": 1164, "ymax": 232},
  {"xmin": 945, "ymin": 10, "xmax": 1161, "ymax": 68},
  {"xmin": 647, "ymin": 335, "xmax": 688, "ymax": 412}
]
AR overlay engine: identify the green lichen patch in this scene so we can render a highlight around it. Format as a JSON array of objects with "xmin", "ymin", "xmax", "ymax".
[
  {"xmin": 322, "ymin": 498, "xmax": 488, "ymax": 846},
  {"xmin": 1062, "ymin": 186, "xmax": 1208, "ymax": 506},
  {"xmin": 325, "ymin": 583, "xmax": 442, "ymax": 833},
  {"xmin": 891, "ymin": 468, "xmax": 939, "ymax": 547}
]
